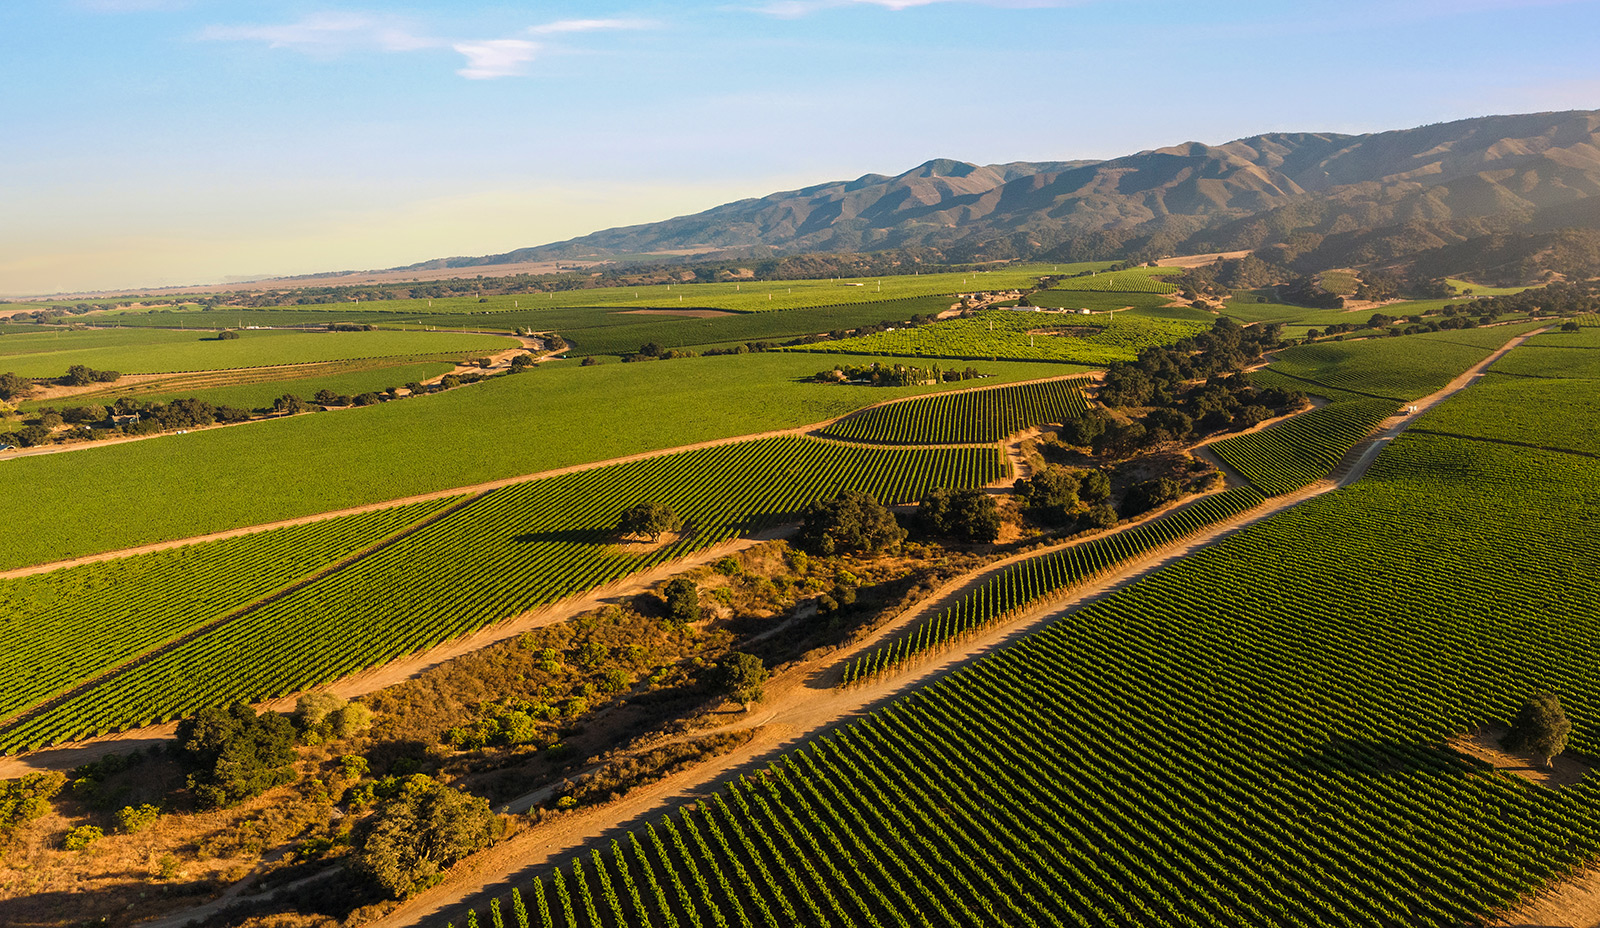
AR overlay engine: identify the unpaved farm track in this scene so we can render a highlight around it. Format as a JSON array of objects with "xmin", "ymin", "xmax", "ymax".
[{"xmin": 353, "ymin": 328, "xmax": 1547, "ymax": 928}]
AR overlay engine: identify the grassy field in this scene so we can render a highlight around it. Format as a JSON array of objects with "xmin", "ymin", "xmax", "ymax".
[
  {"xmin": 0, "ymin": 437, "xmax": 1006, "ymax": 750},
  {"xmin": 786, "ymin": 308, "xmax": 1208, "ymax": 365},
  {"xmin": 79, "ymin": 266, "xmax": 1068, "ymax": 322},
  {"xmin": 1491, "ymin": 345, "xmax": 1600, "ymax": 380},
  {"xmin": 558, "ymin": 296, "xmax": 959, "ymax": 357},
  {"xmin": 458, "ymin": 415, "xmax": 1600, "ymax": 928},
  {"xmin": 1445, "ymin": 277, "xmax": 1534, "ymax": 297},
  {"xmin": 0, "ymin": 353, "xmax": 1074, "ymax": 570},
  {"xmin": 1045, "ymin": 266, "xmax": 1181, "ymax": 294},
  {"xmin": 818, "ymin": 377, "xmax": 1089, "ymax": 445},
  {"xmin": 1416, "ymin": 375, "xmax": 1600, "ymax": 456},
  {"xmin": 0, "ymin": 498, "xmax": 458, "ymax": 727},
  {"xmin": 1265, "ymin": 324, "xmax": 1545, "ymax": 400},
  {"xmin": 0, "ymin": 327, "xmax": 514, "ymax": 377}
]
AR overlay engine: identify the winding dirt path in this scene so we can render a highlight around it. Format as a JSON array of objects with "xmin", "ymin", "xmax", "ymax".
[{"xmin": 354, "ymin": 328, "xmax": 1548, "ymax": 928}]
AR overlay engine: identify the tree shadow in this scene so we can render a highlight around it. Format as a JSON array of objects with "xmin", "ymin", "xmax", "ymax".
[
  {"xmin": 1284, "ymin": 737, "xmax": 1492, "ymax": 778},
  {"xmin": 511, "ymin": 528, "xmax": 614, "ymax": 545}
]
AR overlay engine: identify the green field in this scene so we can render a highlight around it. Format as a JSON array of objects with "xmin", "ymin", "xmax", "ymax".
[
  {"xmin": 1445, "ymin": 278, "xmax": 1534, "ymax": 297},
  {"xmin": 0, "ymin": 436, "xmax": 1005, "ymax": 751},
  {"xmin": 818, "ymin": 377, "xmax": 1089, "ymax": 445},
  {"xmin": 1046, "ymin": 266, "xmax": 1181, "ymax": 294},
  {"xmin": 844, "ymin": 486, "xmax": 1267, "ymax": 683},
  {"xmin": 459, "ymin": 417, "xmax": 1600, "ymax": 928},
  {"xmin": 1490, "ymin": 345, "xmax": 1600, "ymax": 380},
  {"xmin": 1265, "ymin": 324, "xmax": 1544, "ymax": 400},
  {"xmin": 80, "ymin": 266, "xmax": 1065, "ymax": 322},
  {"xmin": 0, "ymin": 499, "xmax": 459, "ymax": 727},
  {"xmin": 0, "ymin": 327, "xmax": 514, "ymax": 377},
  {"xmin": 1415, "ymin": 375, "xmax": 1600, "ymax": 457},
  {"xmin": 557, "ymin": 296, "xmax": 959, "ymax": 357},
  {"xmin": 1209, "ymin": 398, "xmax": 1398, "ymax": 495},
  {"xmin": 0, "ymin": 353, "xmax": 1074, "ymax": 570},
  {"xmin": 787, "ymin": 308, "xmax": 1208, "ymax": 364}
]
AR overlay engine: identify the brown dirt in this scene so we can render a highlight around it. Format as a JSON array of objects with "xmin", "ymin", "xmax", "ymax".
[
  {"xmin": 1490, "ymin": 867, "xmax": 1600, "ymax": 928},
  {"xmin": 1451, "ymin": 724, "xmax": 1591, "ymax": 789},
  {"xmin": 616, "ymin": 309, "xmax": 735, "ymax": 318},
  {"xmin": 1154, "ymin": 250, "xmax": 1251, "ymax": 268}
]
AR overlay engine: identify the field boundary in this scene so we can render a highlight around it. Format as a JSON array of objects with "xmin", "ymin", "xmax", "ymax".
[
  {"xmin": 0, "ymin": 491, "xmax": 489, "ymax": 741},
  {"xmin": 0, "ymin": 374, "xmax": 1092, "ymax": 579}
]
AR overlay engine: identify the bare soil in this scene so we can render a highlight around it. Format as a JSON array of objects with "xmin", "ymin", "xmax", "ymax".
[
  {"xmin": 1490, "ymin": 867, "xmax": 1600, "ymax": 928},
  {"xmin": 1154, "ymin": 250, "xmax": 1251, "ymax": 268},
  {"xmin": 1450, "ymin": 724, "xmax": 1591, "ymax": 789}
]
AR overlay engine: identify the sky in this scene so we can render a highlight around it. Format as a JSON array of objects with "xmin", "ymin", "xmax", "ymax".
[{"xmin": 2, "ymin": 0, "xmax": 1598, "ymax": 295}]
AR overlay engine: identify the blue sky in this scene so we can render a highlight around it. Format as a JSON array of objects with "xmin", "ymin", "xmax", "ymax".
[{"xmin": 3, "ymin": 0, "xmax": 1597, "ymax": 295}]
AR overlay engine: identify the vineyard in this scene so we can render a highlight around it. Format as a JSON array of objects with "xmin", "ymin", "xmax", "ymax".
[
  {"xmin": 557, "ymin": 296, "xmax": 958, "ymax": 357},
  {"xmin": 0, "ymin": 327, "xmax": 515, "ymax": 377},
  {"xmin": 1415, "ymin": 375, "xmax": 1600, "ymax": 457},
  {"xmin": 841, "ymin": 486, "xmax": 1265, "ymax": 685},
  {"xmin": 452, "ymin": 422, "xmax": 1600, "ymax": 928},
  {"xmin": 1490, "ymin": 345, "xmax": 1600, "ymax": 380},
  {"xmin": 0, "ymin": 436, "xmax": 1005, "ymax": 752},
  {"xmin": 1265, "ymin": 324, "xmax": 1544, "ymax": 400},
  {"xmin": 817, "ymin": 377, "xmax": 1089, "ymax": 445},
  {"xmin": 0, "ymin": 354, "xmax": 1074, "ymax": 571},
  {"xmin": 0, "ymin": 498, "xmax": 460, "ymax": 725},
  {"xmin": 1208, "ymin": 398, "xmax": 1396, "ymax": 495},
  {"xmin": 1047, "ymin": 266, "xmax": 1181, "ymax": 294},
  {"xmin": 787, "ymin": 309, "xmax": 1209, "ymax": 365}
]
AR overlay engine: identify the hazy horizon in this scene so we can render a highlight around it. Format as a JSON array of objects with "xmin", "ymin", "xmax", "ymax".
[{"xmin": 5, "ymin": 0, "xmax": 1598, "ymax": 297}]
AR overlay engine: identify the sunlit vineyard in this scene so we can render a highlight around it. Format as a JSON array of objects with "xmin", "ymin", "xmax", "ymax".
[
  {"xmin": 1414, "ymin": 375, "xmax": 1600, "ymax": 457},
  {"xmin": 455, "ymin": 423, "xmax": 1600, "ymax": 928},
  {"xmin": 0, "ymin": 436, "xmax": 1005, "ymax": 752},
  {"xmin": 789, "ymin": 309, "xmax": 1208, "ymax": 364},
  {"xmin": 0, "ymin": 498, "xmax": 458, "ymax": 726},
  {"xmin": 842, "ymin": 486, "xmax": 1265, "ymax": 684},
  {"xmin": 1047, "ymin": 266, "xmax": 1181, "ymax": 294},
  {"xmin": 818, "ymin": 377, "xmax": 1089, "ymax": 444},
  {"xmin": 1208, "ymin": 398, "xmax": 1396, "ymax": 495},
  {"xmin": 1266, "ymin": 324, "xmax": 1544, "ymax": 401}
]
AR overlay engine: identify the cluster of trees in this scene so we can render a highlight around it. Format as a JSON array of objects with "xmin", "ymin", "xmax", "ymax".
[
  {"xmin": 796, "ymin": 491, "xmax": 907, "ymax": 556},
  {"xmin": 1081, "ymin": 319, "xmax": 1304, "ymax": 456},
  {"xmin": 916, "ymin": 487, "xmax": 1001, "ymax": 543},
  {"xmin": 811, "ymin": 362, "xmax": 986, "ymax": 387},
  {"xmin": 1079, "ymin": 372, "xmax": 1304, "ymax": 459},
  {"xmin": 9, "ymin": 396, "xmax": 254, "ymax": 447}
]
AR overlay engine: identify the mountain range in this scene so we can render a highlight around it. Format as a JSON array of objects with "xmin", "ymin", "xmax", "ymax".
[{"xmin": 411, "ymin": 109, "xmax": 1600, "ymax": 282}]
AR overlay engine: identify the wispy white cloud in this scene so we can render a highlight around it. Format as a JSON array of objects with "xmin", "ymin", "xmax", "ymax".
[
  {"xmin": 528, "ymin": 18, "xmax": 658, "ymax": 35},
  {"xmin": 453, "ymin": 39, "xmax": 540, "ymax": 79},
  {"xmin": 201, "ymin": 13, "xmax": 656, "ymax": 79},
  {"xmin": 753, "ymin": 0, "xmax": 1076, "ymax": 16},
  {"xmin": 200, "ymin": 13, "xmax": 437, "ymax": 55}
]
